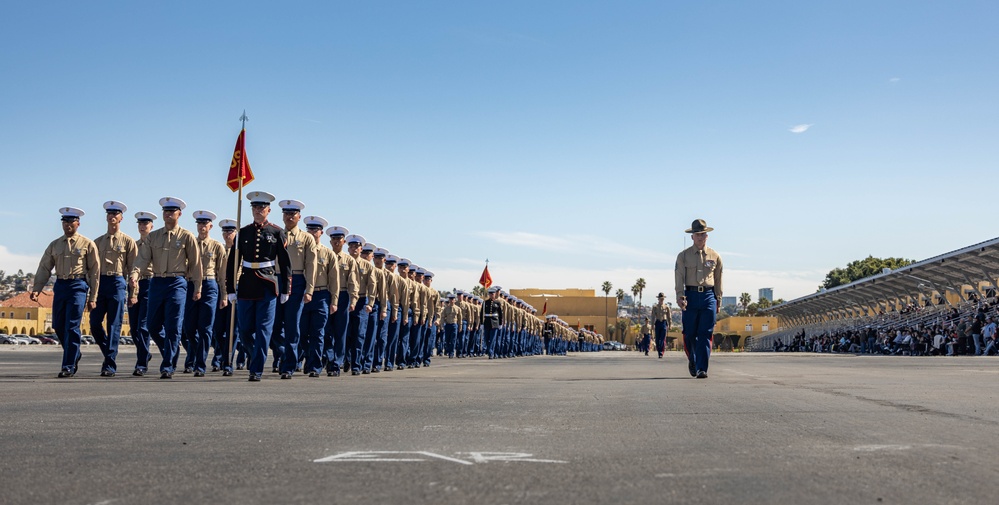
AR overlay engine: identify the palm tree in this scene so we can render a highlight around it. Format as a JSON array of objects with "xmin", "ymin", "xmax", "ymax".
[
  {"xmin": 739, "ymin": 292, "xmax": 752, "ymax": 314},
  {"xmin": 635, "ymin": 278, "xmax": 647, "ymax": 307},
  {"xmin": 631, "ymin": 283, "xmax": 640, "ymax": 307},
  {"xmin": 601, "ymin": 281, "xmax": 612, "ymax": 336},
  {"xmin": 615, "ymin": 289, "xmax": 625, "ymax": 304}
]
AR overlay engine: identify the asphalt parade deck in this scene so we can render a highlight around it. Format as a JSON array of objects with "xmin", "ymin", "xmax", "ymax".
[{"xmin": 1, "ymin": 348, "xmax": 997, "ymax": 504}]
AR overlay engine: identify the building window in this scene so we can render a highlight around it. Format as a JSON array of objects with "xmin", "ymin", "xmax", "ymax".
[
  {"xmin": 0, "ymin": 312, "xmax": 4, "ymax": 318},
  {"xmin": 762, "ymin": 324, "xmax": 770, "ymax": 331},
  {"xmin": 26, "ymin": 313, "xmax": 31, "ymax": 320},
  {"xmin": 745, "ymin": 323, "xmax": 753, "ymax": 331}
]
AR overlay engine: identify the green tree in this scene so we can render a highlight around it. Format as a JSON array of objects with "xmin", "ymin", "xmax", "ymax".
[
  {"xmin": 631, "ymin": 283, "xmax": 640, "ymax": 307},
  {"xmin": 601, "ymin": 281, "xmax": 612, "ymax": 336},
  {"xmin": 820, "ymin": 256, "xmax": 915, "ymax": 290},
  {"xmin": 615, "ymin": 289, "xmax": 625, "ymax": 304},
  {"xmin": 739, "ymin": 292, "xmax": 752, "ymax": 314},
  {"xmin": 471, "ymin": 285, "xmax": 486, "ymax": 298},
  {"xmin": 635, "ymin": 278, "xmax": 646, "ymax": 307}
]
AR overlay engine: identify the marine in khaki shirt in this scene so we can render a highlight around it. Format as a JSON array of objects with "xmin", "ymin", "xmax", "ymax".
[
  {"xmin": 312, "ymin": 242, "xmax": 340, "ymax": 304},
  {"xmin": 94, "ymin": 218, "xmax": 138, "ymax": 279},
  {"xmin": 32, "ymin": 209, "xmax": 101, "ymax": 305},
  {"xmin": 440, "ymin": 299, "xmax": 461, "ymax": 324},
  {"xmin": 347, "ymin": 236, "xmax": 377, "ymax": 312},
  {"xmin": 396, "ymin": 262, "xmax": 415, "ymax": 324},
  {"xmin": 195, "ymin": 218, "xmax": 228, "ymax": 302},
  {"xmin": 674, "ymin": 244, "xmax": 723, "ymax": 310},
  {"xmin": 281, "ymin": 202, "xmax": 318, "ymax": 299},
  {"xmin": 422, "ymin": 271, "xmax": 439, "ymax": 326},
  {"xmin": 133, "ymin": 212, "xmax": 203, "ymax": 298},
  {"xmin": 327, "ymin": 230, "xmax": 360, "ymax": 311}
]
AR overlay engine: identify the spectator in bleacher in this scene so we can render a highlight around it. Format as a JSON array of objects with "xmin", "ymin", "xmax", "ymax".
[
  {"xmin": 970, "ymin": 307, "xmax": 986, "ymax": 356},
  {"xmin": 932, "ymin": 330, "xmax": 947, "ymax": 355}
]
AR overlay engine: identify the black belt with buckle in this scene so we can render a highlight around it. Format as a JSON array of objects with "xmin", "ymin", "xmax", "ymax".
[{"xmin": 685, "ymin": 285, "xmax": 711, "ymax": 293}]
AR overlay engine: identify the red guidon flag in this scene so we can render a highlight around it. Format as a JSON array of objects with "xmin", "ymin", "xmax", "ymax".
[
  {"xmin": 542, "ymin": 300, "xmax": 547, "ymax": 316},
  {"xmin": 226, "ymin": 129, "xmax": 254, "ymax": 192},
  {"xmin": 478, "ymin": 265, "xmax": 493, "ymax": 288}
]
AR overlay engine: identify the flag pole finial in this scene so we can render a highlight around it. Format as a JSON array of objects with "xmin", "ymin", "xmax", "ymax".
[{"xmin": 240, "ymin": 110, "xmax": 249, "ymax": 129}]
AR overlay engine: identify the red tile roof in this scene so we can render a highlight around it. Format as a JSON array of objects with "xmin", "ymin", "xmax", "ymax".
[{"xmin": 0, "ymin": 291, "xmax": 53, "ymax": 309}]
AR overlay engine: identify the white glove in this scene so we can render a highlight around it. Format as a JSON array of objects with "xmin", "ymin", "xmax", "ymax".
[
  {"xmin": 280, "ymin": 294, "xmax": 289, "ymax": 304},
  {"xmin": 227, "ymin": 294, "xmax": 237, "ymax": 304}
]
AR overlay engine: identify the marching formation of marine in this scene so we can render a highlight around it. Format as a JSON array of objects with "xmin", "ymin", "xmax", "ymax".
[{"xmin": 31, "ymin": 193, "xmax": 604, "ymax": 380}]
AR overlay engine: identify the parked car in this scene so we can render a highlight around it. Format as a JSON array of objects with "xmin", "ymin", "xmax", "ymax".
[
  {"xmin": 0, "ymin": 335, "xmax": 20, "ymax": 344},
  {"xmin": 602, "ymin": 340, "xmax": 626, "ymax": 351},
  {"xmin": 120, "ymin": 336, "xmax": 133, "ymax": 346},
  {"xmin": 81, "ymin": 335, "xmax": 96, "ymax": 345},
  {"xmin": 12, "ymin": 334, "xmax": 41, "ymax": 345},
  {"xmin": 37, "ymin": 336, "xmax": 58, "ymax": 345}
]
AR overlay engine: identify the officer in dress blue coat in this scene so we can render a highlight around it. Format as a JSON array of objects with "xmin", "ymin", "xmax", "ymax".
[{"xmin": 225, "ymin": 191, "xmax": 292, "ymax": 382}]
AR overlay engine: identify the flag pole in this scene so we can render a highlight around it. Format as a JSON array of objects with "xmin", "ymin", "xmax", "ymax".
[{"xmin": 227, "ymin": 110, "xmax": 248, "ymax": 369}]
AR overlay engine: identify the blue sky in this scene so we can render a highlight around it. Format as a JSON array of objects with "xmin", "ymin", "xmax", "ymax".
[{"xmin": 2, "ymin": 1, "xmax": 997, "ymax": 304}]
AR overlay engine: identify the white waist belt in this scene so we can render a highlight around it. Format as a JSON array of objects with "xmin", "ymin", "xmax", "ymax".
[{"xmin": 242, "ymin": 260, "xmax": 275, "ymax": 269}]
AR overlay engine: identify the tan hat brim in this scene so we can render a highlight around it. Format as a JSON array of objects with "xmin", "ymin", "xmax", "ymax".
[{"xmin": 685, "ymin": 227, "xmax": 714, "ymax": 233}]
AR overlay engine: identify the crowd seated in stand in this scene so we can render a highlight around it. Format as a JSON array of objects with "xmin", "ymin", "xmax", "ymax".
[{"xmin": 763, "ymin": 295, "xmax": 999, "ymax": 356}]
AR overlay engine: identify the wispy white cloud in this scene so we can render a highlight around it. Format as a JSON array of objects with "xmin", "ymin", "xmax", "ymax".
[
  {"xmin": 789, "ymin": 124, "xmax": 813, "ymax": 134},
  {"xmin": 0, "ymin": 245, "xmax": 38, "ymax": 275},
  {"xmin": 474, "ymin": 231, "xmax": 673, "ymax": 263},
  {"xmin": 889, "ymin": 77, "xmax": 901, "ymax": 83}
]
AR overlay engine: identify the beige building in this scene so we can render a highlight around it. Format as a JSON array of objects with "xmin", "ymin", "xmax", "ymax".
[
  {"xmin": 0, "ymin": 290, "xmax": 132, "ymax": 337},
  {"xmin": 510, "ymin": 288, "xmax": 616, "ymax": 336},
  {"xmin": 714, "ymin": 315, "xmax": 780, "ymax": 349}
]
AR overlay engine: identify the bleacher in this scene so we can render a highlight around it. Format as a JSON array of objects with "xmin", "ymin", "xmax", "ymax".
[{"xmin": 746, "ymin": 236, "xmax": 999, "ymax": 352}]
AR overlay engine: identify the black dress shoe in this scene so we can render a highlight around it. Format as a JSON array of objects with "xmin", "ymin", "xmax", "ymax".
[
  {"xmin": 248, "ymin": 375, "xmax": 261, "ymax": 382},
  {"xmin": 696, "ymin": 370, "xmax": 708, "ymax": 379},
  {"xmin": 295, "ymin": 367, "xmax": 303, "ymax": 373},
  {"xmin": 193, "ymin": 371, "xmax": 205, "ymax": 377},
  {"xmin": 351, "ymin": 370, "xmax": 360, "ymax": 376},
  {"xmin": 211, "ymin": 366, "xmax": 220, "ymax": 372},
  {"xmin": 133, "ymin": 369, "xmax": 145, "ymax": 377},
  {"xmin": 160, "ymin": 372, "xmax": 173, "ymax": 379},
  {"xmin": 280, "ymin": 372, "xmax": 291, "ymax": 379},
  {"xmin": 222, "ymin": 370, "xmax": 233, "ymax": 377},
  {"xmin": 272, "ymin": 367, "xmax": 279, "ymax": 373},
  {"xmin": 58, "ymin": 371, "xmax": 74, "ymax": 378},
  {"xmin": 309, "ymin": 372, "xmax": 319, "ymax": 378},
  {"xmin": 327, "ymin": 370, "xmax": 340, "ymax": 377},
  {"xmin": 362, "ymin": 369, "xmax": 371, "ymax": 375},
  {"xmin": 101, "ymin": 371, "xmax": 116, "ymax": 377},
  {"xmin": 183, "ymin": 367, "xmax": 193, "ymax": 374},
  {"xmin": 688, "ymin": 361, "xmax": 697, "ymax": 377},
  {"xmin": 236, "ymin": 365, "xmax": 245, "ymax": 370},
  {"xmin": 371, "ymin": 368, "xmax": 380, "ymax": 373}
]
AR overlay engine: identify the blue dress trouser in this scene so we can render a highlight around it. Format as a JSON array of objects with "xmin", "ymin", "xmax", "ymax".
[
  {"xmin": 372, "ymin": 301, "xmax": 391, "ymax": 370},
  {"xmin": 90, "ymin": 275, "xmax": 126, "ymax": 373},
  {"xmin": 682, "ymin": 289, "xmax": 716, "ymax": 373},
  {"xmin": 147, "ymin": 277, "xmax": 188, "ymax": 374},
  {"xmin": 212, "ymin": 303, "xmax": 239, "ymax": 372},
  {"xmin": 361, "ymin": 300, "xmax": 380, "ymax": 371},
  {"xmin": 300, "ymin": 289, "xmax": 330, "ymax": 374},
  {"xmin": 385, "ymin": 309, "xmax": 401, "ymax": 369},
  {"xmin": 348, "ymin": 296, "xmax": 369, "ymax": 371},
  {"xmin": 654, "ymin": 320, "xmax": 668, "ymax": 357},
  {"xmin": 273, "ymin": 274, "xmax": 306, "ymax": 374},
  {"xmin": 129, "ymin": 278, "xmax": 153, "ymax": 371},
  {"xmin": 444, "ymin": 323, "xmax": 458, "ymax": 357},
  {"xmin": 325, "ymin": 291, "xmax": 350, "ymax": 372},
  {"xmin": 238, "ymin": 290, "xmax": 277, "ymax": 377},
  {"xmin": 397, "ymin": 313, "xmax": 412, "ymax": 369},
  {"xmin": 187, "ymin": 279, "xmax": 218, "ymax": 373},
  {"xmin": 408, "ymin": 322, "xmax": 423, "ymax": 366},
  {"xmin": 53, "ymin": 279, "xmax": 87, "ymax": 373},
  {"xmin": 423, "ymin": 324, "xmax": 437, "ymax": 365}
]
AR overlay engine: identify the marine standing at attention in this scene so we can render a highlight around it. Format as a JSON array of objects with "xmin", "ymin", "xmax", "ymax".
[{"xmin": 675, "ymin": 219, "xmax": 723, "ymax": 379}]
